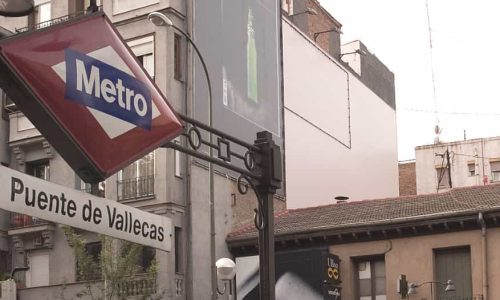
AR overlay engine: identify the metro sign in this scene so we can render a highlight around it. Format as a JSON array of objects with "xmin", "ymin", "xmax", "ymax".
[{"xmin": 0, "ymin": 13, "xmax": 183, "ymax": 182}]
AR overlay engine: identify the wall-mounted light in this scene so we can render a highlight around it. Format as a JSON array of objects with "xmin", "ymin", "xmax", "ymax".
[
  {"xmin": 313, "ymin": 27, "xmax": 343, "ymax": 42},
  {"xmin": 216, "ymin": 258, "xmax": 236, "ymax": 295},
  {"xmin": 407, "ymin": 280, "xmax": 456, "ymax": 299},
  {"xmin": 289, "ymin": 7, "xmax": 318, "ymax": 18},
  {"xmin": 338, "ymin": 49, "xmax": 367, "ymax": 59}
]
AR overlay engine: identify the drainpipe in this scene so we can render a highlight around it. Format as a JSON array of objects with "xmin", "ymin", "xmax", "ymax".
[{"xmin": 478, "ymin": 212, "xmax": 488, "ymax": 300}]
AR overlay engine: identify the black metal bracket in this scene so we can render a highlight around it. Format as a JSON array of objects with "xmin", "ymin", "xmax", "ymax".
[{"xmin": 162, "ymin": 113, "xmax": 282, "ymax": 299}]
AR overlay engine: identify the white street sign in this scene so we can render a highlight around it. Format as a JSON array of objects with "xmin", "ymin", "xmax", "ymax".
[{"xmin": 0, "ymin": 165, "xmax": 171, "ymax": 251}]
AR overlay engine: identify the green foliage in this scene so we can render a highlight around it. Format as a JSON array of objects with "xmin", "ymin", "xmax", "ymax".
[
  {"xmin": 0, "ymin": 272, "xmax": 11, "ymax": 281},
  {"xmin": 61, "ymin": 226, "xmax": 161, "ymax": 300}
]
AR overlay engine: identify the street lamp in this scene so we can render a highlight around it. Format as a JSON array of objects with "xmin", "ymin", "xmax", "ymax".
[
  {"xmin": 147, "ymin": 11, "xmax": 218, "ymax": 300},
  {"xmin": 407, "ymin": 280, "xmax": 456, "ymax": 299},
  {"xmin": 215, "ymin": 257, "xmax": 236, "ymax": 296}
]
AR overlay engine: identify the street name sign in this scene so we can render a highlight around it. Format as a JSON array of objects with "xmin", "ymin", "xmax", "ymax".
[
  {"xmin": 0, "ymin": 165, "xmax": 171, "ymax": 251},
  {"xmin": 0, "ymin": 12, "xmax": 182, "ymax": 183}
]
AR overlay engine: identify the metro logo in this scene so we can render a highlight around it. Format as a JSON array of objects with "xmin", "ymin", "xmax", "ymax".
[{"xmin": 64, "ymin": 48, "xmax": 152, "ymax": 130}]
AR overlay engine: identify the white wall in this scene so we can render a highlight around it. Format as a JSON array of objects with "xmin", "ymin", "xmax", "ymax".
[
  {"xmin": 283, "ymin": 19, "xmax": 399, "ymax": 208},
  {"xmin": 416, "ymin": 137, "xmax": 500, "ymax": 195}
]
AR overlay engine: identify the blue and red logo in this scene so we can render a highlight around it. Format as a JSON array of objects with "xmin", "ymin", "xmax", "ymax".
[
  {"xmin": 64, "ymin": 48, "xmax": 152, "ymax": 131},
  {"xmin": 0, "ymin": 13, "xmax": 182, "ymax": 180}
]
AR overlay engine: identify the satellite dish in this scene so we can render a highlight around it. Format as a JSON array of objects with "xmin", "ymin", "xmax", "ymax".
[{"xmin": 0, "ymin": 0, "xmax": 34, "ymax": 17}]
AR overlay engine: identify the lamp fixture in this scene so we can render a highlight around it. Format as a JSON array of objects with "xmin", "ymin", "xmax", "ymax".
[
  {"xmin": 407, "ymin": 280, "xmax": 456, "ymax": 299},
  {"xmin": 215, "ymin": 258, "xmax": 236, "ymax": 295},
  {"xmin": 313, "ymin": 27, "xmax": 343, "ymax": 42},
  {"xmin": 339, "ymin": 49, "xmax": 367, "ymax": 59},
  {"xmin": 289, "ymin": 7, "xmax": 318, "ymax": 17}
]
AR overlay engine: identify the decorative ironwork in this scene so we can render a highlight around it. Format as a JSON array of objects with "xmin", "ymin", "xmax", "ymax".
[
  {"xmin": 164, "ymin": 114, "xmax": 261, "ymax": 181},
  {"xmin": 164, "ymin": 114, "xmax": 282, "ymax": 299},
  {"xmin": 15, "ymin": 7, "xmax": 103, "ymax": 34}
]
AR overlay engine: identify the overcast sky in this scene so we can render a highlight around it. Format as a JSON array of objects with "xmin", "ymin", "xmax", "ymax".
[{"xmin": 318, "ymin": 0, "xmax": 500, "ymax": 161}]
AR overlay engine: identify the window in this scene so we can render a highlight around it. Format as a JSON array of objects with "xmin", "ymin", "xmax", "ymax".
[
  {"xmin": 434, "ymin": 247, "xmax": 472, "ymax": 299},
  {"xmin": 117, "ymin": 151, "xmax": 155, "ymax": 200},
  {"xmin": 77, "ymin": 242, "xmax": 102, "ymax": 281},
  {"xmin": 490, "ymin": 161, "xmax": 500, "ymax": 182},
  {"xmin": 357, "ymin": 258, "xmax": 386, "ymax": 300},
  {"xmin": 436, "ymin": 167, "xmax": 450, "ymax": 188},
  {"xmin": 74, "ymin": 0, "xmax": 102, "ymax": 13},
  {"xmin": 467, "ymin": 163, "xmax": 476, "ymax": 177},
  {"xmin": 138, "ymin": 247, "xmax": 156, "ymax": 272},
  {"xmin": 128, "ymin": 36, "xmax": 154, "ymax": 79},
  {"xmin": 29, "ymin": 0, "xmax": 51, "ymax": 28},
  {"xmin": 174, "ymin": 34, "xmax": 182, "ymax": 80},
  {"xmin": 174, "ymin": 227, "xmax": 182, "ymax": 273},
  {"xmin": 75, "ymin": 175, "xmax": 105, "ymax": 197},
  {"xmin": 174, "ymin": 138, "xmax": 182, "ymax": 178},
  {"xmin": 26, "ymin": 160, "xmax": 50, "ymax": 180}
]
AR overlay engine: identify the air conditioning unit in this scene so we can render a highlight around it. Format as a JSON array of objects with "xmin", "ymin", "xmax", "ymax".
[{"xmin": 33, "ymin": 236, "xmax": 43, "ymax": 247}]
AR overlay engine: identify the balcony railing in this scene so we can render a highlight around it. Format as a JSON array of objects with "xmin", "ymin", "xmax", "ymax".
[
  {"xmin": 10, "ymin": 213, "xmax": 47, "ymax": 228},
  {"xmin": 116, "ymin": 274, "xmax": 156, "ymax": 297},
  {"xmin": 117, "ymin": 175, "xmax": 155, "ymax": 201}
]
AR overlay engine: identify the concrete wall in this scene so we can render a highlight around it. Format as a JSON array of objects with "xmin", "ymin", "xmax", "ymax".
[
  {"xmin": 415, "ymin": 137, "xmax": 500, "ymax": 194},
  {"xmin": 283, "ymin": 19, "xmax": 399, "ymax": 208},
  {"xmin": 331, "ymin": 228, "xmax": 495, "ymax": 300},
  {"xmin": 341, "ymin": 40, "xmax": 396, "ymax": 109}
]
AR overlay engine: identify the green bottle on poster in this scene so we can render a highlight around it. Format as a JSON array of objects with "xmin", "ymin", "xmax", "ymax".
[{"xmin": 247, "ymin": 9, "xmax": 258, "ymax": 104}]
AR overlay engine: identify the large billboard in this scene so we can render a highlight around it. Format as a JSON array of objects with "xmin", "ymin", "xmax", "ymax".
[{"xmin": 194, "ymin": 0, "xmax": 282, "ymax": 142}]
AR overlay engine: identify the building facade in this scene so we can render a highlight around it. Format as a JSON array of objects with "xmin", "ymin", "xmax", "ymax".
[
  {"xmin": 229, "ymin": 183, "xmax": 500, "ymax": 300},
  {"xmin": 283, "ymin": 1, "xmax": 399, "ymax": 208},
  {"xmin": 0, "ymin": 0, "xmax": 399, "ymax": 299},
  {"xmin": 416, "ymin": 136, "xmax": 500, "ymax": 195}
]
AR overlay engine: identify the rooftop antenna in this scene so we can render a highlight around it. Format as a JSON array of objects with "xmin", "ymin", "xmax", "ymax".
[{"xmin": 426, "ymin": 0, "xmax": 441, "ymax": 143}]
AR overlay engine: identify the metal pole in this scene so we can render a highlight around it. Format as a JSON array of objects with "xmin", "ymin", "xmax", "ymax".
[
  {"xmin": 257, "ymin": 189, "xmax": 275, "ymax": 300},
  {"xmin": 446, "ymin": 150, "xmax": 452, "ymax": 188},
  {"xmin": 253, "ymin": 131, "xmax": 281, "ymax": 300}
]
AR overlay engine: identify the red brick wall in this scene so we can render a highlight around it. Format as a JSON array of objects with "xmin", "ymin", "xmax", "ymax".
[{"xmin": 399, "ymin": 161, "xmax": 417, "ymax": 196}]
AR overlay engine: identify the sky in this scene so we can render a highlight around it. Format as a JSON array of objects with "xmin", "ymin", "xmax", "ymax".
[{"xmin": 318, "ymin": 0, "xmax": 500, "ymax": 161}]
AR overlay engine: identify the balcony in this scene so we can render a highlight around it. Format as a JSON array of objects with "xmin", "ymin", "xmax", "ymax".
[
  {"xmin": 116, "ymin": 274, "xmax": 157, "ymax": 297},
  {"xmin": 117, "ymin": 175, "xmax": 155, "ymax": 201},
  {"xmin": 10, "ymin": 213, "xmax": 48, "ymax": 228},
  {"xmin": 8, "ymin": 213, "xmax": 55, "ymax": 250}
]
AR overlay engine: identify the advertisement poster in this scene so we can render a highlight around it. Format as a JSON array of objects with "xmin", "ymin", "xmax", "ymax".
[{"xmin": 194, "ymin": 0, "xmax": 282, "ymax": 142}]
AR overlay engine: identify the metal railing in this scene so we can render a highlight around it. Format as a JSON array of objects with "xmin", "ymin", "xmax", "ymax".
[
  {"xmin": 117, "ymin": 175, "xmax": 155, "ymax": 201},
  {"xmin": 117, "ymin": 274, "xmax": 156, "ymax": 297},
  {"xmin": 10, "ymin": 213, "xmax": 47, "ymax": 228}
]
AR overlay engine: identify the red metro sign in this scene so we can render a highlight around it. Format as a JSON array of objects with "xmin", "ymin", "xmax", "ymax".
[{"xmin": 0, "ymin": 13, "xmax": 183, "ymax": 182}]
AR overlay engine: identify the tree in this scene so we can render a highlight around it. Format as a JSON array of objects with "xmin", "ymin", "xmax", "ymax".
[{"xmin": 61, "ymin": 226, "xmax": 162, "ymax": 300}]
